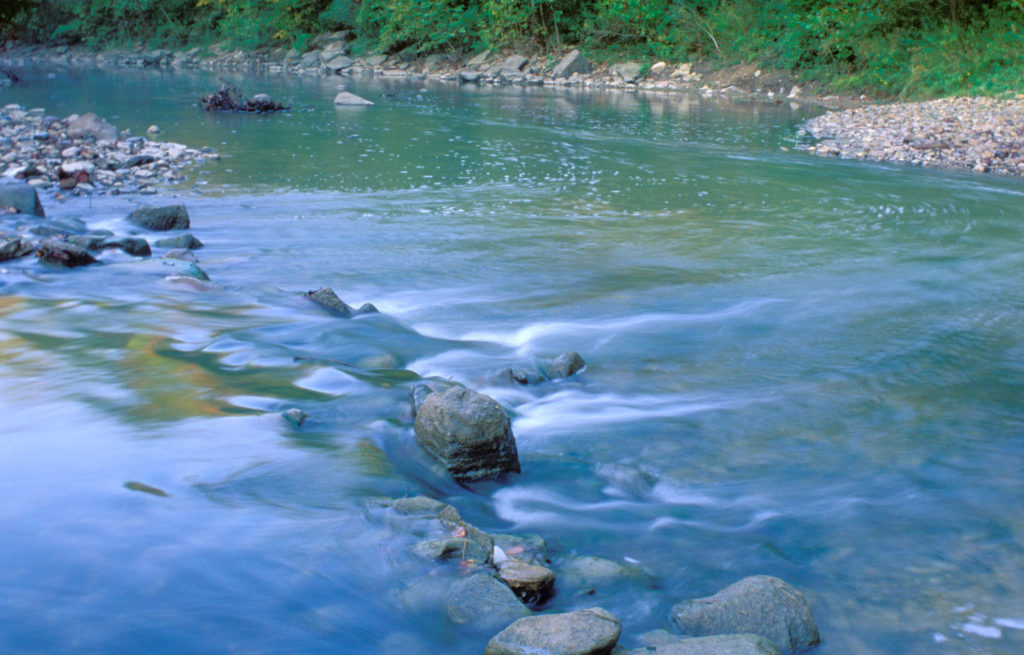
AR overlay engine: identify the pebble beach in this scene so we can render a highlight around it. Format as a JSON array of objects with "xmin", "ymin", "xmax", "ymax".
[{"xmin": 799, "ymin": 96, "xmax": 1024, "ymax": 176}]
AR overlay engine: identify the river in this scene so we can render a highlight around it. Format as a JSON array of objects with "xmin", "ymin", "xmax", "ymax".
[{"xmin": 1, "ymin": 65, "xmax": 1023, "ymax": 654}]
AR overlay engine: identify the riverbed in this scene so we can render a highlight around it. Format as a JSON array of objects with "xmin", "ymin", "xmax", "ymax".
[{"xmin": 1, "ymin": 65, "xmax": 1023, "ymax": 655}]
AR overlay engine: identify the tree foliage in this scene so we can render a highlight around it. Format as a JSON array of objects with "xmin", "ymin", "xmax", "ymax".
[{"xmin": 3, "ymin": 0, "xmax": 1023, "ymax": 98}]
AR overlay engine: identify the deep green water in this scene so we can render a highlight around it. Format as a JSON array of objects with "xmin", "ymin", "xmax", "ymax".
[{"xmin": 1, "ymin": 66, "xmax": 1023, "ymax": 654}]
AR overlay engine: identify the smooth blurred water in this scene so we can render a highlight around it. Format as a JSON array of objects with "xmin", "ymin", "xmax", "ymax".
[{"xmin": 1, "ymin": 65, "xmax": 1023, "ymax": 655}]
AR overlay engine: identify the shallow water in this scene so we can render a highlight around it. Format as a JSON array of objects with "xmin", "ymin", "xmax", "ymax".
[{"xmin": 1, "ymin": 66, "xmax": 1023, "ymax": 654}]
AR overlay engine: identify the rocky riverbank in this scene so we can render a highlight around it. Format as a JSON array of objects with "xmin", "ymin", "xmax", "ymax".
[
  {"xmin": 799, "ymin": 96, "xmax": 1024, "ymax": 177},
  {"xmin": 0, "ymin": 102, "xmax": 217, "ymax": 196},
  {"xmin": 0, "ymin": 37, "xmax": 843, "ymax": 107}
]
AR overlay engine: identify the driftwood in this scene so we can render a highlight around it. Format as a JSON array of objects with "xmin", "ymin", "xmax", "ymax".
[{"xmin": 200, "ymin": 83, "xmax": 288, "ymax": 112}]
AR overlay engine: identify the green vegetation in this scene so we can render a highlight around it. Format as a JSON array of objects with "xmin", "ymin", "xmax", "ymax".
[{"xmin": 3, "ymin": 0, "xmax": 1023, "ymax": 98}]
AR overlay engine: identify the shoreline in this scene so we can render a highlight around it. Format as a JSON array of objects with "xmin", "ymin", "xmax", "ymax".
[{"xmin": 6, "ymin": 41, "xmax": 1024, "ymax": 179}]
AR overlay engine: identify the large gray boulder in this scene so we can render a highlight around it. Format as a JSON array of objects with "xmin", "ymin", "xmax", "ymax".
[
  {"xmin": 413, "ymin": 386, "xmax": 520, "ymax": 482},
  {"xmin": 446, "ymin": 573, "xmax": 530, "ymax": 631},
  {"xmin": 552, "ymin": 50, "xmax": 591, "ymax": 78},
  {"xmin": 126, "ymin": 205, "xmax": 190, "ymax": 231},
  {"xmin": 610, "ymin": 62, "xmax": 643, "ymax": 83},
  {"xmin": 670, "ymin": 576, "xmax": 820, "ymax": 653},
  {"xmin": 0, "ymin": 184, "xmax": 44, "ymax": 217},
  {"xmin": 622, "ymin": 630, "xmax": 781, "ymax": 655},
  {"xmin": 485, "ymin": 607, "xmax": 621, "ymax": 655},
  {"xmin": 66, "ymin": 112, "xmax": 118, "ymax": 141},
  {"xmin": 496, "ymin": 55, "xmax": 528, "ymax": 74}
]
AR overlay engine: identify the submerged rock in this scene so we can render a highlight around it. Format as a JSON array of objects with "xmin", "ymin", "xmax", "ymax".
[
  {"xmin": 559, "ymin": 555, "xmax": 656, "ymax": 594},
  {"xmin": 413, "ymin": 386, "xmax": 520, "ymax": 482},
  {"xmin": 0, "ymin": 237, "xmax": 34, "ymax": 261},
  {"xmin": 281, "ymin": 408, "xmax": 307, "ymax": 427},
  {"xmin": 101, "ymin": 236, "xmax": 151, "ymax": 257},
  {"xmin": 304, "ymin": 286, "xmax": 379, "ymax": 317},
  {"xmin": 670, "ymin": 575, "xmax": 820, "ymax": 653},
  {"xmin": 127, "ymin": 204, "xmax": 190, "ymax": 231},
  {"xmin": 446, "ymin": 573, "xmax": 531, "ymax": 631},
  {"xmin": 36, "ymin": 239, "xmax": 98, "ymax": 267},
  {"xmin": 546, "ymin": 351, "xmax": 586, "ymax": 379},
  {"xmin": 0, "ymin": 183, "xmax": 45, "ymax": 217},
  {"xmin": 155, "ymin": 233, "xmax": 204, "ymax": 250},
  {"xmin": 624, "ymin": 630, "xmax": 781, "ymax": 655},
  {"xmin": 485, "ymin": 607, "xmax": 621, "ymax": 655}
]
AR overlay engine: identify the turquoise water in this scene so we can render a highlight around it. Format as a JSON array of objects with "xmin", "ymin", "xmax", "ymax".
[{"xmin": 1, "ymin": 65, "xmax": 1023, "ymax": 654}]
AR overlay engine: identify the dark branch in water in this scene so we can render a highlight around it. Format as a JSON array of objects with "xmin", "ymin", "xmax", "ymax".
[{"xmin": 200, "ymin": 83, "xmax": 288, "ymax": 113}]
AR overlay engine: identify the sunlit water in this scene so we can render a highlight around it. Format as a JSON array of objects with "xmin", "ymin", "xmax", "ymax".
[{"xmin": 1, "ymin": 66, "xmax": 1023, "ymax": 655}]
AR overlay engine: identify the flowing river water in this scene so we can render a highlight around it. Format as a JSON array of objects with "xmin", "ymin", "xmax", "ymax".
[{"xmin": 1, "ymin": 66, "xmax": 1023, "ymax": 655}]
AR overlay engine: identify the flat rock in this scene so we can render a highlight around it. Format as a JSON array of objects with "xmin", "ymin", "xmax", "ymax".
[
  {"xmin": 497, "ymin": 560, "xmax": 556, "ymax": 605},
  {"xmin": 485, "ymin": 607, "xmax": 621, "ymax": 655},
  {"xmin": 496, "ymin": 55, "xmax": 528, "ymax": 74},
  {"xmin": 127, "ymin": 204, "xmax": 190, "ymax": 231},
  {"xmin": 334, "ymin": 91, "xmax": 373, "ymax": 106},
  {"xmin": 0, "ymin": 183, "xmax": 45, "ymax": 217},
  {"xmin": 446, "ymin": 573, "xmax": 530, "ymax": 631},
  {"xmin": 670, "ymin": 575, "xmax": 820, "ymax": 653},
  {"xmin": 560, "ymin": 555, "xmax": 655, "ymax": 592},
  {"xmin": 413, "ymin": 386, "xmax": 520, "ymax": 482},
  {"xmin": 610, "ymin": 62, "xmax": 643, "ymax": 83}
]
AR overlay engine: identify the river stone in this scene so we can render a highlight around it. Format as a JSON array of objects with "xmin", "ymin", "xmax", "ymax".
[
  {"xmin": 446, "ymin": 573, "xmax": 530, "ymax": 631},
  {"xmin": 497, "ymin": 560, "xmax": 556, "ymax": 605},
  {"xmin": 0, "ymin": 237, "xmax": 34, "ymax": 261},
  {"xmin": 413, "ymin": 386, "xmax": 520, "ymax": 482},
  {"xmin": 126, "ymin": 204, "xmax": 190, "ymax": 231},
  {"xmin": 493, "ymin": 533, "xmax": 550, "ymax": 567},
  {"xmin": 496, "ymin": 55, "xmax": 528, "ymax": 74},
  {"xmin": 485, "ymin": 607, "xmax": 621, "ymax": 655},
  {"xmin": 625, "ymin": 630, "xmax": 782, "ymax": 655},
  {"xmin": 163, "ymin": 248, "xmax": 198, "ymax": 263},
  {"xmin": 561, "ymin": 555, "xmax": 655, "ymax": 592},
  {"xmin": 36, "ymin": 239, "xmax": 97, "ymax": 267},
  {"xmin": 304, "ymin": 286, "xmax": 378, "ymax": 317},
  {"xmin": 155, "ymin": 233, "xmax": 204, "ymax": 250},
  {"xmin": 547, "ymin": 351, "xmax": 586, "ymax": 378},
  {"xmin": 365, "ymin": 54, "xmax": 388, "ymax": 66},
  {"xmin": 552, "ymin": 50, "xmax": 591, "ymax": 78},
  {"xmin": 66, "ymin": 112, "xmax": 118, "ymax": 141},
  {"xmin": 610, "ymin": 62, "xmax": 643, "ymax": 83},
  {"xmin": 101, "ymin": 236, "xmax": 151, "ymax": 257},
  {"xmin": 670, "ymin": 575, "xmax": 820, "ymax": 653},
  {"xmin": 0, "ymin": 184, "xmax": 45, "ymax": 217},
  {"xmin": 334, "ymin": 91, "xmax": 373, "ymax": 106},
  {"xmin": 281, "ymin": 408, "xmax": 307, "ymax": 427},
  {"xmin": 392, "ymin": 495, "xmax": 449, "ymax": 516}
]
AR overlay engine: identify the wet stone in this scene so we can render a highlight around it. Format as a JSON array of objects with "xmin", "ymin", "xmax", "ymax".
[
  {"xmin": 485, "ymin": 607, "xmax": 621, "ymax": 655},
  {"xmin": 446, "ymin": 573, "xmax": 530, "ymax": 632}
]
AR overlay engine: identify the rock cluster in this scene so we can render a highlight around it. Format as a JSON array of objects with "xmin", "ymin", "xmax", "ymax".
[
  {"xmin": 800, "ymin": 96, "xmax": 1024, "ymax": 176},
  {"xmin": 0, "ymin": 103, "xmax": 216, "ymax": 196}
]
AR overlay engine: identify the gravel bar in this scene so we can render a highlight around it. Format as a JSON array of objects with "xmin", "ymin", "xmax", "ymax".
[{"xmin": 799, "ymin": 96, "xmax": 1024, "ymax": 176}]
